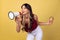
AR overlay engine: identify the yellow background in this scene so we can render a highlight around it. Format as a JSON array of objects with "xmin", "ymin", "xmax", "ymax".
[{"xmin": 0, "ymin": 0, "xmax": 60, "ymax": 40}]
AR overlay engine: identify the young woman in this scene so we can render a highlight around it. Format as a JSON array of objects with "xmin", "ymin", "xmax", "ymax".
[{"xmin": 15, "ymin": 3, "xmax": 54, "ymax": 40}]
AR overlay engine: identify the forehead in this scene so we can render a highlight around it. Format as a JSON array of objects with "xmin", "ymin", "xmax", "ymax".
[{"xmin": 21, "ymin": 5, "xmax": 26, "ymax": 8}]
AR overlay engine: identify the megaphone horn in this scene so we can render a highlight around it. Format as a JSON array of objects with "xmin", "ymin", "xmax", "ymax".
[{"xmin": 8, "ymin": 11, "xmax": 20, "ymax": 20}]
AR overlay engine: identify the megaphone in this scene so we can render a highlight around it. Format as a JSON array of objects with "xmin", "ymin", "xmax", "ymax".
[{"xmin": 8, "ymin": 11, "xmax": 20, "ymax": 20}]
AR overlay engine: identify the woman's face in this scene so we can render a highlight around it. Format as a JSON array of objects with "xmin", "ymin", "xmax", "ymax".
[{"xmin": 21, "ymin": 5, "xmax": 30, "ymax": 15}]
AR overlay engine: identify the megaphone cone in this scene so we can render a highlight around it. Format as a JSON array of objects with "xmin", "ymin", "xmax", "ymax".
[{"xmin": 8, "ymin": 11, "xmax": 20, "ymax": 20}]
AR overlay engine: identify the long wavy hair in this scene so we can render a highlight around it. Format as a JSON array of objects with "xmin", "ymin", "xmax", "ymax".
[{"xmin": 21, "ymin": 3, "xmax": 34, "ymax": 30}]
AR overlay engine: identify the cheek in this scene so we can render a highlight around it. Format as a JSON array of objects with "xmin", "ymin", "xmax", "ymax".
[{"xmin": 24, "ymin": 9, "xmax": 29, "ymax": 13}]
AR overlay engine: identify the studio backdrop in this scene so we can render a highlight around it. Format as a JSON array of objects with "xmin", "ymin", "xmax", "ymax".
[{"xmin": 0, "ymin": 0, "xmax": 60, "ymax": 40}]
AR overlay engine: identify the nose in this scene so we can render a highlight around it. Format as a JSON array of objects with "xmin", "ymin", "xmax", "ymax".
[{"xmin": 21, "ymin": 9, "xmax": 24, "ymax": 13}]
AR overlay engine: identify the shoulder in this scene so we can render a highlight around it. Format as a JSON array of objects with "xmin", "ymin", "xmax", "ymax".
[
  {"xmin": 33, "ymin": 14, "xmax": 38, "ymax": 20},
  {"xmin": 34, "ymin": 14, "xmax": 38, "ymax": 17}
]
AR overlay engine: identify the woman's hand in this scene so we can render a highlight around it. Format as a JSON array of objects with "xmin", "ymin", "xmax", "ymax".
[
  {"xmin": 15, "ymin": 15, "xmax": 22, "ymax": 33},
  {"xmin": 15, "ymin": 15, "xmax": 22, "ymax": 22},
  {"xmin": 48, "ymin": 16, "xmax": 54, "ymax": 25},
  {"xmin": 37, "ymin": 16, "xmax": 54, "ymax": 26}
]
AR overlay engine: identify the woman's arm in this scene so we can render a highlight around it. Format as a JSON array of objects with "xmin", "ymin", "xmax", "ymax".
[
  {"xmin": 15, "ymin": 15, "xmax": 22, "ymax": 33},
  {"xmin": 34, "ymin": 14, "xmax": 54, "ymax": 26}
]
